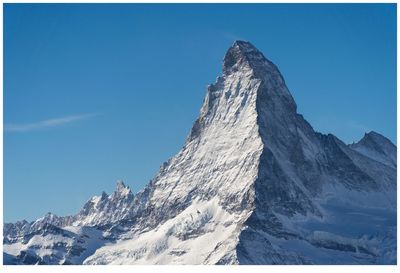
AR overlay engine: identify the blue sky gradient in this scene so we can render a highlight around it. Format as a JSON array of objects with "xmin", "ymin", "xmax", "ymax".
[{"xmin": 4, "ymin": 4, "xmax": 396, "ymax": 222}]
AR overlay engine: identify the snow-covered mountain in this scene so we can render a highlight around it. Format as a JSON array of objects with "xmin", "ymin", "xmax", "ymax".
[
  {"xmin": 4, "ymin": 41, "xmax": 396, "ymax": 265},
  {"xmin": 72, "ymin": 181, "xmax": 136, "ymax": 227}
]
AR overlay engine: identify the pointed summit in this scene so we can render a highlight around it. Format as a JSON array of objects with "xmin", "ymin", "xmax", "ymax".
[
  {"xmin": 364, "ymin": 131, "xmax": 394, "ymax": 144},
  {"xmin": 230, "ymin": 40, "xmax": 261, "ymax": 57},
  {"xmin": 116, "ymin": 180, "xmax": 126, "ymax": 191},
  {"xmin": 356, "ymin": 131, "xmax": 396, "ymax": 150},
  {"xmin": 34, "ymin": 212, "xmax": 59, "ymax": 224},
  {"xmin": 188, "ymin": 40, "xmax": 297, "ymax": 142},
  {"xmin": 221, "ymin": 41, "xmax": 294, "ymax": 111},
  {"xmin": 115, "ymin": 180, "xmax": 132, "ymax": 197},
  {"xmin": 350, "ymin": 131, "xmax": 396, "ymax": 168},
  {"xmin": 223, "ymin": 40, "xmax": 266, "ymax": 75}
]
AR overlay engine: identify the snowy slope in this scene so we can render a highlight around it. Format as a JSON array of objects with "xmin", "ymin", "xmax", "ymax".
[
  {"xmin": 72, "ymin": 181, "xmax": 136, "ymax": 226},
  {"xmin": 3, "ymin": 41, "xmax": 396, "ymax": 265},
  {"xmin": 84, "ymin": 198, "xmax": 247, "ymax": 264},
  {"xmin": 4, "ymin": 224, "xmax": 107, "ymax": 265}
]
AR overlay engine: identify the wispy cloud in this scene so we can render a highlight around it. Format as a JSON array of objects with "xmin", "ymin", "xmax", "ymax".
[{"xmin": 5, "ymin": 113, "xmax": 99, "ymax": 132}]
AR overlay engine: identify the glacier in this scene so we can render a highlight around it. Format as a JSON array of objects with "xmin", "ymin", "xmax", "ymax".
[{"xmin": 3, "ymin": 41, "xmax": 396, "ymax": 265}]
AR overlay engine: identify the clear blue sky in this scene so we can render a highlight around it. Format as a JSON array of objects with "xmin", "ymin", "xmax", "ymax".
[{"xmin": 4, "ymin": 4, "xmax": 396, "ymax": 222}]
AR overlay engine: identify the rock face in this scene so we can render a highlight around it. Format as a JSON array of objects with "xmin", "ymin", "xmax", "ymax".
[
  {"xmin": 4, "ymin": 41, "xmax": 396, "ymax": 265},
  {"xmin": 72, "ymin": 181, "xmax": 135, "ymax": 227}
]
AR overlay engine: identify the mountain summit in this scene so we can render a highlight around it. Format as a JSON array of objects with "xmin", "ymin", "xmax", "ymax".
[
  {"xmin": 223, "ymin": 40, "xmax": 268, "ymax": 73},
  {"xmin": 4, "ymin": 41, "xmax": 396, "ymax": 265}
]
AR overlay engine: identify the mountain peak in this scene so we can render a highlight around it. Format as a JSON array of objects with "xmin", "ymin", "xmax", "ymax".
[
  {"xmin": 115, "ymin": 180, "xmax": 131, "ymax": 196},
  {"xmin": 36, "ymin": 212, "xmax": 59, "ymax": 223},
  {"xmin": 232, "ymin": 40, "xmax": 259, "ymax": 52},
  {"xmin": 116, "ymin": 180, "xmax": 126, "ymax": 189},
  {"xmin": 365, "ymin": 130, "xmax": 387, "ymax": 140},
  {"xmin": 359, "ymin": 131, "xmax": 395, "ymax": 147},
  {"xmin": 222, "ymin": 40, "xmax": 268, "ymax": 75},
  {"xmin": 350, "ymin": 130, "xmax": 396, "ymax": 168}
]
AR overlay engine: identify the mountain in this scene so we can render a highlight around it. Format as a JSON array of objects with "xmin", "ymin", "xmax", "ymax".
[
  {"xmin": 350, "ymin": 131, "xmax": 397, "ymax": 169},
  {"xmin": 72, "ymin": 180, "xmax": 136, "ymax": 227},
  {"xmin": 4, "ymin": 41, "xmax": 396, "ymax": 265}
]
